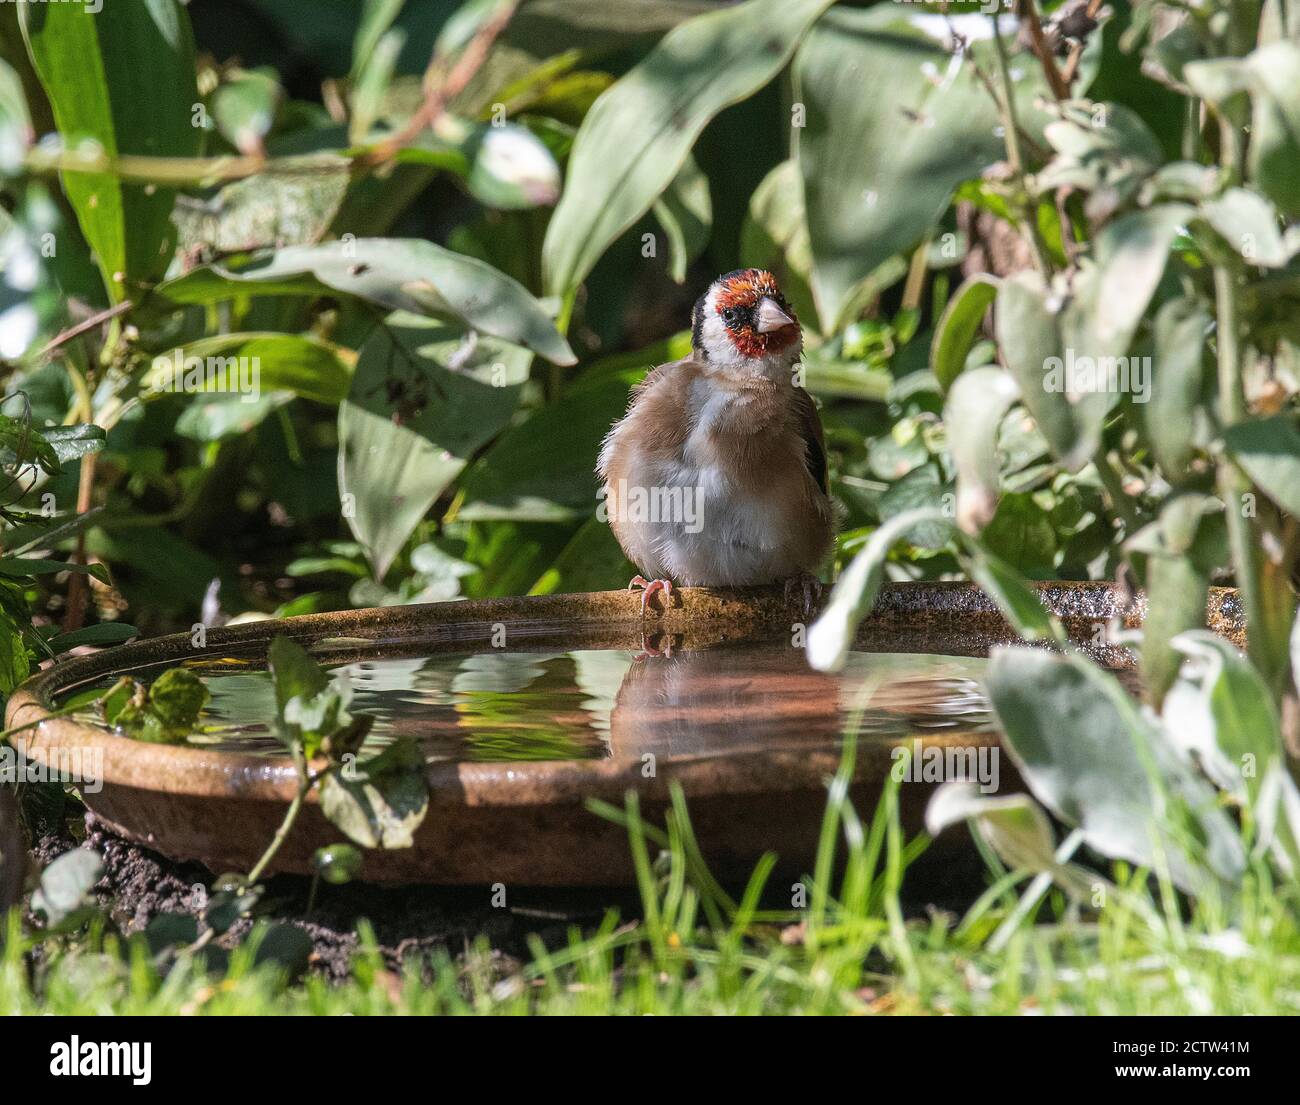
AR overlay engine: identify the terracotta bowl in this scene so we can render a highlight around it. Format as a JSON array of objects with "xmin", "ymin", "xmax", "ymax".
[{"xmin": 4, "ymin": 582, "xmax": 1243, "ymax": 886}]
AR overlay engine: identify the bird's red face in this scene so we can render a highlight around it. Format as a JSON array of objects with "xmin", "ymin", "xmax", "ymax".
[{"xmin": 693, "ymin": 269, "xmax": 801, "ymax": 365}]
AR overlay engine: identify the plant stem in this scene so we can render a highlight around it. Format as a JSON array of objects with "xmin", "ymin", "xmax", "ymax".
[
  {"xmin": 1093, "ymin": 448, "xmax": 1140, "ymax": 532},
  {"xmin": 1214, "ymin": 263, "xmax": 1269, "ymax": 677},
  {"xmin": 991, "ymin": 13, "xmax": 1051, "ymax": 278},
  {"xmin": 242, "ymin": 762, "xmax": 315, "ymax": 889}
]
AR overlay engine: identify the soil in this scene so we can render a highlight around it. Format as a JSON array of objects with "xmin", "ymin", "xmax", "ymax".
[{"xmin": 26, "ymin": 809, "xmax": 991, "ymax": 983}]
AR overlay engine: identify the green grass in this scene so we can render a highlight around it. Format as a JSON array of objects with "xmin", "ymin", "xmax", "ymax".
[{"xmin": 5, "ymin": 767, "xmax": 1300, "ymax": 1015}]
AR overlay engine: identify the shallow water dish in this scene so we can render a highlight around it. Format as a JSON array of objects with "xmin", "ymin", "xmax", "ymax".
[{"xmin": 6, "ymin": 582, "xmax": 1242, "ymax": 886}]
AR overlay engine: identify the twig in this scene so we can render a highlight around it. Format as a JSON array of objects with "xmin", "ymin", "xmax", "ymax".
[
  {"xmin": 1017, "ymin": 0, "xmax": 1070, "ymax": 100},
  {"xmin": 364, "ymin": 1, "xmax": 519, "ymax": 167},
  {"xmin": 1059, "ymin": 0, "xmax": 1106, "ymax": 86},
  {"xmin": 33, "ymin": 301, "xmax": 132, "ymax": 363}
]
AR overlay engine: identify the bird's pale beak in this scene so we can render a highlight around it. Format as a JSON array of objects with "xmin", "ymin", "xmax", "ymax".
[{"xmin": 754, "ymin": 297, "xmax": 796, "ymax": 333}]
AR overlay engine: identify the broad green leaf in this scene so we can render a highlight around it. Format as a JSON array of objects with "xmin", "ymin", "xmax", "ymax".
[
  {"xmin": 0, "ymin": 556, "xmax": 109, "ymax": 584},
  {"xmin": 1222, "ymin": 416, "xmax": 1300, "ymax": 518},
  {"xmin": 41, "ymin": 424, "xmax": 106, "ymax": 466},
  {"xmin": 996, "ymin": 271, "xmax": 1092, "ymax": 470},
  {"xmin": 1062, "ymin": 203, "xmax": 1192, "ymax": 363},
  {"xmin": 319, "ymin": 738, "xmax": 429, "ymax": 850},
  {"xmin": 173, "ymin": 171, "xmax": 350, "ymax": 257},
  {"xmin": 46, "ymin": 623, "xmax": 138, "ymax": 652},
  {"xmin": 1201, "ymin": 187, "xmax": 1289, "ymax": 267},
  {"xmin": 1245, "ymin": 42, "xmax": 1300, "ymax": 219},
  {"xmin": 457, "ymin": 375, "xmax": 635, "ymax": 522},
  {"xmin": 985, "ymin": 647, "xmax": 1245, "ymax": 892},
  {"xmin": 542, "ymin": 0, "xmax": 834, "ymax": 296},
  {"xmin": 1167, "ymin": 630, "xmax": 1282, "ymax": 803},
  {"xmin": 147, "ymin": 668, "xmax": 209, "ymax": 731},
  {"xmin": 926, "ymin": 783, "xmax": 1094, "ymax": 899},
  {"xmin": 795, "ymin": 9, "xmax": 1032, "ymax": 331},
  {"xmin": 957, "ymin": 540, "xmax": 1062, "ymax": 644},
  {"xmin": 1142, "ymin": 297, "xmax": 1210, "ymax": 478},
  {"xmin": 945, "ymin": 365, "xmax": 1018, "ymax": 534},
  {"xmin": 387, "ymin": 123, "xmax": 562, "ymax": 210},
  {"xmin": 30, "ymin": 848, "xmax": 102, "ymax": 930},
  {"xmin": 21, "ymin": 0, "xmax": 200, "ymax": 301},
  {"xmin": 267, "ymin": 636, "xmax": 328, "ymax": 716},
  {"xmin": 0, "ymin": 594, "xmax": 30, "ymax": 694},
  {"xmin": 738, "ymin": 159, "xmax": 818, "ymax": 330},
  {"xmin": 145, "ymin": 333, "xmax": 352, "ymax": 406},
  {"xmin": 529, "ymin": 514, "xmax": 634, "ymax": 596},
  {"xmin": 338, "ymin": 313, "xmax": 532, "ymax": 578},
  {"xmin": 157, "ymin": 239, "xmax": 575, "ymax": 366},
  {"xmin": 931, "ymin": 275, "xmax": 999, "ymax": 392},
  {"xmin": 0, "ymin": 57, "xmax": 30, "ymax": 176},
  {"xmin": 175, "ymin": 392, "xmax": 292, "ymax": 442},
  {"xmin": 807, "ymin": 507, "xmax": 949, "ymax": 672},
  {"xmin": 652, "ymin": 151, "xmax": 712, "ymax": 284}
]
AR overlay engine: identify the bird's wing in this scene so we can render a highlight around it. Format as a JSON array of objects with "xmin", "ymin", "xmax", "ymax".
[{"xmin": 792, "ymin": 387, "xmax": 829, "ymax": 495}]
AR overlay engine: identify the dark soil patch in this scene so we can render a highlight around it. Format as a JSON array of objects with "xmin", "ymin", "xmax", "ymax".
[{"xmin": 26, "ymin": 810, "xmax": 993, "ymax": 982}]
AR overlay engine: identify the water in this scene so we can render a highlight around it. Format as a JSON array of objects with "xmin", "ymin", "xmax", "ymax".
[{"xmin": 72, "ymin": 643, "xmax": 994, "ymax": 764}]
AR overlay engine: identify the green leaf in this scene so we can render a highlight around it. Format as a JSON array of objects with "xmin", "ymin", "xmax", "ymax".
[
  {"xmin": 312, "ymin": 843, "xmax": 363, "ymax": 885},
  {"xmin": 147, "ymin": 668, "xmax": 209, "ymax": 731},
  {"xmin": 40, "ymin": 424, "xmax": 106, "ymax": 466},
  {"xmin": 931, "ymin": 275, "xmax": 999, "ymax": 392},
  {"xmin": 1141, "ymin": 297, "xmax": 1210, "ymax": 479},
  {"xmin": 211, "ymin": 68, "xmax": 281, "ymax": 156},
  {"xmin": 0, "ymin": 57, "xmax": 31, "ymax": 176},
  {"xmin": 0, "ymin": 414, "xmax": 60, "ymax": 474},
  {"xmin": 945, "ymin": 365, "xmax": 1019, "ymax": 533},
  {"xmin": 542, "ymin": 0, "xmax": 834, "ymax": 296},
  {"xmin": 20, "ymin": 0, "xmax": 200, "ymax": 300},
  {"xmin": 319, "ymin": 738, "xmax": 429, "ymax": 850},
  {"xmin": 1062, "ymin": 203, "xmax": 1192, "ymax": 364},
  {"xmin": 252, "ymin": 923, "xmax": 313, "ymax": 976},
  {"xmin": 0, "ymin": 556, "xmax": 109, "ymax": 585},
  {"xmin": 457, "ymin": 374, "xmax": 635, "ymax": 523},
  {"xmin": 267, "ymin": 636, "xmax": 328, "ymax": 716},
  {"xmin": 738, "ymin": 159, "xmax": 818, "ymax": 331},
  {"xmin": 157, "ymin": 239, "xmax": 576, "ymax": 366},
  {"xmin": 652, "ymin": 151, "xmax": 712, "ymax": 284},
  {"xmin": 1166, "ymin": 630, "xmax": 1282, "ymax": 804},
  {"xmin": 30, "ymin": 848, "xmax": 102, "ymax": 930},
  {"xmin": 105, "ymin": 668, "xmax": 208, "ymax": 744},
  {"xmin": 1245, "ymin": 42, "xmax": 1300, "ymax": 220},
  {"xmin": 1222, "ymin": 416, "xmax": 1300, "ymax": 517},
  {"xmin": 996, "ymin": 272, "xmax": 1091, "ymax": 470},
  {"xmin": 807, "ymin": 507, "xmax": 949, "ymax": 672},
  {"xmin": 958, "ymin": 540, "xmax": 1062, "ymax": 644},
  {"xmin": 46, "ymin": 623, "xmax": 138, "ymax": 652},
  {"xmin": 338, "ymin": 313, "xmax": 532, "ymax": 578},
  {"xmin": 985, "ymin": 647, "xmax": 1245, "ymax": 892},
  {"xmin": 145, "ymin": 333, "xmax": 352, "ymax": 406},
  {"xmin": 1201, "ymin": 187, "xmax": 1289, "ymax": 267},
  {"xmin": 795, "ymin": 8, "xmax": 1025, "ymax": 331},
  {"xmin": 0, "ymin": 594, "xmax": 31, "ymax": 695}
]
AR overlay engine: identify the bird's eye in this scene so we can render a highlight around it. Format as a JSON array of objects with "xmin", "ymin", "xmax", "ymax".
[{"xmin": 721, "ymin": 307, "xmax": 737, "ymax": 325}]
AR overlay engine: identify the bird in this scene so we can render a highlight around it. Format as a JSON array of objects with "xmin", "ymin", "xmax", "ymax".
[{"xmin": 597, "ymin": 268, "xmax": 834, "ymax": 615}]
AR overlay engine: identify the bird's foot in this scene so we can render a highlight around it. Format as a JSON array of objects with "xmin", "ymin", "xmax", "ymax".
[
  {"xmin": 632, "ymin": 630, "xmax": 675, "ymax": 662},
  {"xmin": 783, "ymin": 572, "xmax": 826, "ymax": 621},
  {"xmin": 627, "ymin": 575, "xmax": 675, "ymax": 615}
]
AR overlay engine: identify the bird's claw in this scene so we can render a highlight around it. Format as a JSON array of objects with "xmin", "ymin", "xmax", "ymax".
[
  {"xmin": 784, "ymin": 572, "xmax": 826, "ymax": 622},
  {"xmin": 632, "ymin": 630, "xmax": 675, "ymax": 661},
  {"xmin": 628, "ymin": 575, "xmax": 674, "ymax": 616}
]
